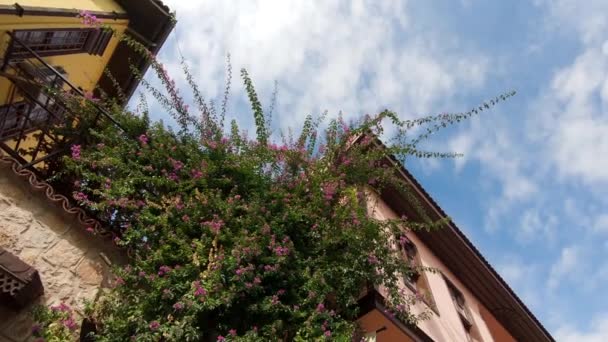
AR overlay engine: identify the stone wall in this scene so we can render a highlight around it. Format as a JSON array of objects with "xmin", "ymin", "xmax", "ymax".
[{"xmin": 0, "ymin": 164, "xmax": 123, "ymax": 342}]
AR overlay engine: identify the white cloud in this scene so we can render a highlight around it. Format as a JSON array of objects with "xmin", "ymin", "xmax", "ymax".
[
  {"xmin": 159, "ymin": 0, "xmax": 488, "ymax": 133},
  {"xmin": 555, "ymin": 313, "xmax": 608, "ymax": 342},
  {"xmin": 548, "ymin": 245, "xmax": 583, "ymax": 289},
  {"xmin": 447, "ymin": 116, "xmax": 539, "ymax": 233},
  {"xmin": 518, "ymin": 208, "xmax": 558, "ymax": 244},
  {"xmin": 537, "ymin": 0, "xmax": 608, "ymax": 45},
  {"xmin": 495, "ymin": 257, "xmax": 543, "ymax": 312},
  {"xmin": 593, "ymin": 214, "xmax": 608, "ymax": 235},
  {"xmin": 527, "ymin": 1, "xmax": 608, "ymax": 187}
]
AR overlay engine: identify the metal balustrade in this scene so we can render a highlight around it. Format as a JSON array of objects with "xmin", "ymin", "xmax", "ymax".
[{"xmin": 0, "ymin": 31, "xmax": 125, "ymax": 176}]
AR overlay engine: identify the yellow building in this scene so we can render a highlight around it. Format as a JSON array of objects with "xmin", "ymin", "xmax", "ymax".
[{"xmin": 0, "ymin": 0, "xmax": 173, "ymax": 168}]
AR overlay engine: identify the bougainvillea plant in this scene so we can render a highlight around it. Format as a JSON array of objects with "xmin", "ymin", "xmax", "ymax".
[{"xmin": 31, "ymin": 13, "xmax": 514, "ymax": 342}]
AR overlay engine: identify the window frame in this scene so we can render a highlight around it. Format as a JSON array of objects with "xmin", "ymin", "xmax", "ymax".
[
  {"xmin": 442, "ymin": 275, "xmax": 480, "ymax": 341},
  {"xmin": 397, "ymin": 234, "xmax": 439, "ymax": 314},
  {"xmin": 10, "ymin": 28, "xmax": 112, "ymax": 58}
]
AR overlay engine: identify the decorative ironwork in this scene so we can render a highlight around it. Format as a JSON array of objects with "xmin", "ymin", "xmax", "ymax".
[
  {"xmin": 0, "ymin": 31, "xmax": 125, "ymax": 176},
  {"xmin": 0, "ymin": 247, "xmax": 44, "ymax": 309}
]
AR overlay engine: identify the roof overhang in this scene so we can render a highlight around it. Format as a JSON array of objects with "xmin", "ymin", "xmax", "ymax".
[
  {"xmin": 354, "ymin": 134, "xmax": 554, "ymax": 342},
  {"xmin": 98, "ymin": 0, "xmax": 175, "ymax": 103},
  {"xmin": 358, "ymin": 289, "xmax": 435, "ymax": 342}
]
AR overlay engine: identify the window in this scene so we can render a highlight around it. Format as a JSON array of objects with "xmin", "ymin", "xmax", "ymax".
[
  {"xmin": 443, "ymin": 276, "xmax": 481, "ymax": 342},
  {"xmin": 11, "ymin": 29, "xmax": 112, "ymax": 58},
  {"xmin": 399, "ymin": 236, "xmax": 420, "ymax": 290},
  {"xmin": 397, "ymin": 235, "xmax": 436, "ymax": 311}
]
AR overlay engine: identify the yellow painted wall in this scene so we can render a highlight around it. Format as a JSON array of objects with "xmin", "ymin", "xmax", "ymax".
[
  {"xmin": 0, "ymin": 13, "xmax": 128, "ymax": 165},
  {"xmin": 0, "ymin": 15, "xmax": 129, "ymax": 105},
  {"xmin": 0, "ymin": 0, "xmax": 125, "ymax": 13}
]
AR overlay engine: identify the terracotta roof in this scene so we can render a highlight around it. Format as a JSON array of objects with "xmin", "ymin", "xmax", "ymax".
[{"xmin": 0, "ymin": 155, "xmax": 115, "ymax": 240}]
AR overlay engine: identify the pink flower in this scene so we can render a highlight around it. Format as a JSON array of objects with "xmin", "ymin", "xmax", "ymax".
[
  {"xmin": 229, "ymin": 329, "xmax": 237, "ymax": 336},
  {"xmin": 324, "ymin": 330, "xmax": 332, "ymax": 338},
  {"xmin": 191, "ymin": 169, "xmax": 203, "ymax": 179},
  {"xmin": 169, "ymin": 158, "xmax": 184, "ymax": 171},
  {"xmin": 79, "ymin": 10, "xmax": 101, "ymax": 26},
  {"xmin": 203, "ymin": 218, "xmax": 225, "ymax": 235},
  {"xmin": 194, "ymin": 283, "xmax": 207, "ymax": 297},
  {"xmin": 62, "ymin": 317, "xmax": 77, "ymax": 331},
  {"xmin": 138, "ymin": 134, "xmax": 149, "ymax": 146},
  {"xmin": 173, "ymin": 302, "xmax": 184, "ymax": 311},
  {"xmin": 149, "ymin": 321, "xmax": 160, "ymax": 331},
  {"xmin": 316, "ymin": 303, "xmax": 325, "ymax": 313},
  {"xmin": 158, "ymin": 265, "xmax": 172, "ymax": 276},
  {"xmin": 368, "ymin": 254, "xmax": 379, "ymax": 265},
  {"xmin": 51, "ymin": 302, "xmax": 70, "ymax": 312},
  {"xmin": 86, "ymin": 227, "xmax": 95, "ymax": 234},
  {"xmin": 168, "ymin": 172, "xmax": 179, "ymax": 181},
  {"xmin": 321, "ymin": 182, "xmax": 337, "ymax": 200},
  {"xmin": 274, "ymin": 246, "xmax": 290, "ymax": 256},
  {"xmin": 70, "ymin": 144, "xmax": 81, "ymax": 160}
]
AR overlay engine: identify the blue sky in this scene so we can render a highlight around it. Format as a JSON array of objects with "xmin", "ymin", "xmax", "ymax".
[{"xmin": 145, "ymin": 1, "xmax": 608, "ymax": 340}]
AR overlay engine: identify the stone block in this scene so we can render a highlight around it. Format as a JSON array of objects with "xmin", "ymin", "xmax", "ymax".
[
  {"xmin": 20, "ymin": 221, "xmax": 57, "ymax": 251},
  {"xmin": 42, "ymin": 239, "xmax": 84, "ymax": 268},
  {"xmin": 0, "ymin": 206, "xmax": 33, "ymax": 237},
  {"xmin": 75, "ymin": 260, "xmax": 103, "ymax": 286},
  {"xmin": 18, "ymin": 247, "xmax": 42, "ymax": 265},
  {"xmin": 0, "ymin": 230, "xmax": 17, "ymax": 252},
  {"xmin": 43, "ymin": 268, "xmax": 80, "ymax": 304}
]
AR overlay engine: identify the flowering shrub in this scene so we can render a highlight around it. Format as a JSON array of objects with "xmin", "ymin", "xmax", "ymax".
[
  {"xmin": 32, "ymin": 16, "xmax": 514, "ymax": 341},
  {"xmin": 32, "ymin": 303, "xmax": 79, "ymax": 341}
]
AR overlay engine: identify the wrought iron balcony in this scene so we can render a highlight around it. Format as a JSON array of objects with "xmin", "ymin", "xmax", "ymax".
[{"xmin": 0, "ymin": 31, "xmax": 124, "ymax": 177}]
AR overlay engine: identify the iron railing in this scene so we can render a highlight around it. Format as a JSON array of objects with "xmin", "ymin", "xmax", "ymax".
[{"xmin": 0, "ymin": 31, "xmax": 125, "ymax": 176}]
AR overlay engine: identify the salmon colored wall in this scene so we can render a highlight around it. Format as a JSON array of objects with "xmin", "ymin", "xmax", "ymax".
[
  {"xmin": 358, "ymin": 309, "xmax": 415, "ymax": 342},
  {"xmin": 479, "ymin": 305, "xmax": 517, "ymax": 342},
  {"xmin": 367, "ymin": 190, "xmax": 516, "ymax": 342},
  {"xmin": 0, "ymin": 0, "xmax": 125, "ymax": 13}
]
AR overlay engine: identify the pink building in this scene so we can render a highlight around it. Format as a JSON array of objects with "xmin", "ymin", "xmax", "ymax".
[{"xmin": 355, "ymin": 137, "xmax": 553, "ymax": 342}]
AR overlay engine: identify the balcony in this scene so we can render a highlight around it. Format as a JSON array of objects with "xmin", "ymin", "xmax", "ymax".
[{"xmin": 0, "ymin": 31, "xmax": 122, "ymax": 177}]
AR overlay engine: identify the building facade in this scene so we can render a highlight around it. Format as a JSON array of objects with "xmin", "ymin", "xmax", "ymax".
[
  {"xmin": 355, "ymin": 136, "xmax": 554, "ymax": 341},
  {"xmin": 0, "ymin": 1, "xmax": 173, "ymax": 341}
]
